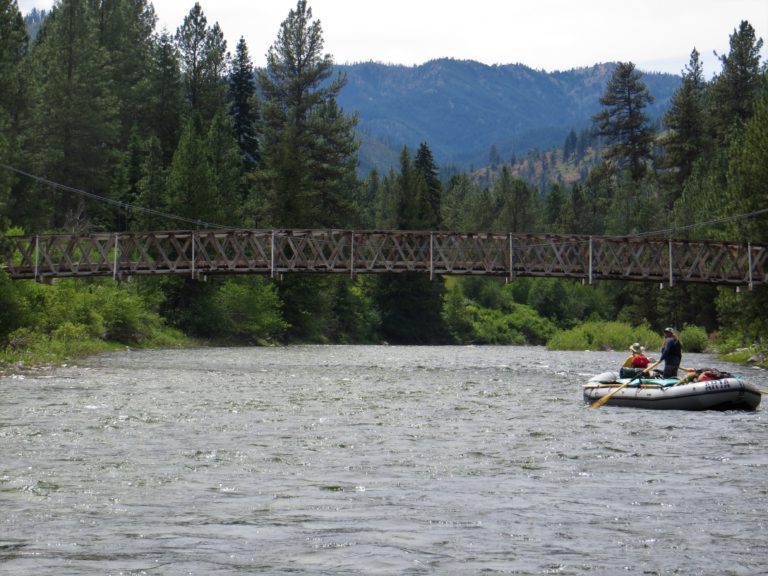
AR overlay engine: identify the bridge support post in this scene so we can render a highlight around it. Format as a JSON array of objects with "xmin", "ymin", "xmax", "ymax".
[
  {"xmin": 588, "ymin": 236, "xmax": 593, "ymax": 285},
  {"xmin": 191, "ymin": 231, "xmax": 196, "ymax": 279},
  {"xmin": 430, "ymin": 232, "xmax": 434, "ymax": 281},
  {"xmin": 350, "ymin": 232, "xmax": 356, "ymax": 279},
  {"xmin": 748, "ymin": 242, "xmax": 754, "ymax": 291},
  {"xmin": 270, "ymin": 230, "xmax": 276, "ymax": 279},
  {"xmin": 34, "ymin": 235, "xmax": 39, "ymax": 282},
  {"xmin": 113, "ymin": 233, "xmax": 120, "ymax": 281},
  {"xmin": 668, "ymin": 239, "xmax": 674, "ymax": 287},
  {"xmin": 508, "ymin": 234, "xmax": 514, "ymax": 282}
]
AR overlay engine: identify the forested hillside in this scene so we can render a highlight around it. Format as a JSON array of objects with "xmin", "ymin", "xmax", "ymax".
[
  {"xmin": 336, "ymin": 60, "xmax": 680, "ymax": 172},
  {"xmin": 0, "ymin": 0, "xmax": 766, "ymax": 368}
]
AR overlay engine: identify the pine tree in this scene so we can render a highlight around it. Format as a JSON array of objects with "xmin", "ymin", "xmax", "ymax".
[
  {"xmin": 726, "ymin": 93, "xmax": 768, "ymax": 243},
  {"xmin": 147, "ymin": 32, "xmax": 183, "ymax": 163},
  {"xmin": 175, "ymin": 2, "xmax": 228, "ymax": 122},
  {"xmin": 92, "ymin": 0, "xmax": 157, "ymax": 147},
  {"xmin": 252, "ymin": 1, "xmax": 362, "ymax": 341},
  {"xmin": 256, "ymin": 0, "xmax": 358, "ymax": 228},
  {"xmin": 22, "ymin": 0, "xmax": 119, "ymax": 230},
  {"xmin": 710, "ymin": 20, "xmax": 764, "ymax": 138},
  {"xmin": 206, "ymin": 111, "xmax": 242, "ymax": 225},
  {"xmin": 544, "ymin": 183, "xmax": 567, "ymax": 231},
  {"xmin": 0, "ymin": 0, "xmax": 27, "ymax": 229},
  {"xmin": 165, "ymin": 113, "xmax": 216, "ymax": 226},
  {"xmin": 414, "ymin": 142, "xmax": 441, "ymax": 228},
  {"xmin": 493, "ymin": 168, "xmax": 540, "ymax": 233},
  {"xmin": 441, "ymin": 174, "xmax": 478, "ymax": 231},
  {"xmin": 374, "ymin": 145, "xmax": 447, "ymax": 343},
  {"xmin": 132, "ymin": 135, "xmax": 167, "ymax": 230},
  {"xmin": 0, "ymin": 0, "xmax": 26, "ymax": 121},
  {"xmin": 228, "ymin": 36, "xmax": 259, "ymax": 169},
  {"xmin": 662, "ymin": 49, "xmax": 707, "ymax": 194},
  {"xmin": 563, "ymin": 129, "xmax": 578, "ymax": 160},
  {"xmin": 592, "ymin": 62, "xmax": 656, "ymax": 181}
]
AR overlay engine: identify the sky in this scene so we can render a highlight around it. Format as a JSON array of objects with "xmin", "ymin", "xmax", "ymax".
[{"xmin": 18, "ymin": 0, "xmax": 768, "ymax": 77}]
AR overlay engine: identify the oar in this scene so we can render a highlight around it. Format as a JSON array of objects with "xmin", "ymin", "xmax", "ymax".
[{"xmin": 590, "ymin": 360, "xmax": 661, "ymax": 409}]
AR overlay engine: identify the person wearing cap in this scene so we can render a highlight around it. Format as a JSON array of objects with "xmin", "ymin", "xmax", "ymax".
[
  {"xmin": 620, "ymin": 342, "xmax": 650, "ymax": 378},
  {"xmin": 659, "ymin": 327, "xmax": 682, "ymax": 378}
]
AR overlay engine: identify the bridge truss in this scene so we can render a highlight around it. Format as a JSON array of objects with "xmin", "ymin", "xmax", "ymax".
[{"xmin": 2, "ymin": 229, "xmax": 766, "ymax": 288}]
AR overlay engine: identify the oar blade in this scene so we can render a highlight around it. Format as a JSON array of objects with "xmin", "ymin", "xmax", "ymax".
[{"xmin": 590, "ymin": 383, "xmax": 627, "ymax": 409}]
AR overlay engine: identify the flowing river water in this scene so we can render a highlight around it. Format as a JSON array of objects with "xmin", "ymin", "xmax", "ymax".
[{"xmin": 1, "ymin": 345, "xmax": 766, "ymax": 575}]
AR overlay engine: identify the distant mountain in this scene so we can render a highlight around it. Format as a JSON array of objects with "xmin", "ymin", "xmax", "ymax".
[{"xmin": 334, "ymin": 59, "xmax": 681, "ymax": 174}]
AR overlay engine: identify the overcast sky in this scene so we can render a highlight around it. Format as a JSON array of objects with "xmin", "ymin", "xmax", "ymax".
[{"xmin": 18, "ymin": 0, "xmax": 768, "ymax": 77}]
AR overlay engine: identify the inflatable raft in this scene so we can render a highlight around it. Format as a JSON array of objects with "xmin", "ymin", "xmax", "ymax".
[{"xmin": 583, "ymin": 369, "xmax": 762, "ymax": 411}]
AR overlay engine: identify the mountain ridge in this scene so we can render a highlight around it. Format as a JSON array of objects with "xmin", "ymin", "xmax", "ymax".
[{"xmin": 333, "ymin": 58, "xmax": 681, "ymax": 173}]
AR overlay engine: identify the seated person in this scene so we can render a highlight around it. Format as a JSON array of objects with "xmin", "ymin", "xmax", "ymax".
[{"xmin": 620, "ymin": 343, "xmax": 650, "ymax": 378}]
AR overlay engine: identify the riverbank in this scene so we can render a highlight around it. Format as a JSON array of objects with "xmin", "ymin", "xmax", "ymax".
[
  {"xmin": 0, "ymin": 328, "xmax": 195, "ymax": 378},
  {"xmin": 4, "ymin": 330, "xmax": 767, "ymax": 379}
]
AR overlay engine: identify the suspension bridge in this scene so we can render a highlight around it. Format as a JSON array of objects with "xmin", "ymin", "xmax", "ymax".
[{"xmin": 1, "ymin": 229, "xmax": 766, "ymax": 288}]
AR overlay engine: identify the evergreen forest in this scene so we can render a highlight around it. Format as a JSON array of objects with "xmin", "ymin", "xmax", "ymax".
[{"xmin": 1, "ymin": 0, "xmax": 767, "ymax": 368}]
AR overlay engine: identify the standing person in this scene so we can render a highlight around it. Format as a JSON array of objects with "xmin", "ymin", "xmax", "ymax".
[
  {"xmin": 659, "ymin": 327, "xmax": 682, "ymax": 378},
  {"xmin": 620, "ymin": 343, "xmax": 649, "ymax": 378}
]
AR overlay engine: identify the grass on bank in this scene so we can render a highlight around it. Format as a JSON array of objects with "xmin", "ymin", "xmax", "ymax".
[
  {"xmin": 546, "ymin": 321, "xmax": 709, "ymax": 354},
  {"xmin": 547, "ymin": 320, "xmax": 768, "ymax": 369}
]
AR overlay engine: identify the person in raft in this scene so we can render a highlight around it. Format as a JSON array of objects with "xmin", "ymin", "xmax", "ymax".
[
  {"xmin": 658, "ymin": 327, "xmax": 682, "ymax": 378},
  {"xmin": 620, "ymin": 342, "xmax": 650, "ymax": 378}
]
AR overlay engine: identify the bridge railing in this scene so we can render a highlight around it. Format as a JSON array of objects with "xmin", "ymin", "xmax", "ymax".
[{"xmin": 1, "ymin": 229, "xmax": 766, "ymax": 287}]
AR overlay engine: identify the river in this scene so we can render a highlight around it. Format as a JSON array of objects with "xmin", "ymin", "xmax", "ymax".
[{"xmin": 1, "ymin": 345, "xmax": 766, "ymax": 575}]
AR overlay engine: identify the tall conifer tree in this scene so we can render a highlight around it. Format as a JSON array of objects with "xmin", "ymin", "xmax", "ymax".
[
  {"xmin": 0, "ymin": 0, "xmax": 27, "ymax": 229},
  {"xmin": 175, "ymin": 3, "xmax": 228, "ymax": 122},
  {"xmin": 254, "ymin": 0, "xmax": 360, "ymax": 342},
  {"xmin": 710, "ymin": 20, "xmax": 764, "ymax": 136},
  {"xmin": 414, "ymin": 142, "xmax": 441, "ymax": 228},
  {"xmin": 92, "ymin": 0, "xmax": 157, "ymax": 146},
  {"xmin": 22, "ymin": 0, "xmax": 119, "ymax": 230},
  {"xmin": 375, "ymin": 146, "xmax": 447, "ymax": 344},
  {"xmin": 257, "ymin": 0, "xmax": 358, "ymax": 228},
  {"xmin": 228, "ymin": 36, "xmax": 258, "ymax": 169},
  {"xmin": 592, "ymin": 62, "xmax": 655, "ymax": 181},
  {"xmin": 165, "ymin": 112, "xmax": 216, "ymax": 225},
  {"xmin": 147, "ymin": 32, "xmax": 183, "ymax": 163},
  {"xmin": 662, "ymin": 49, "xmax": 707, "ymax": 193}
]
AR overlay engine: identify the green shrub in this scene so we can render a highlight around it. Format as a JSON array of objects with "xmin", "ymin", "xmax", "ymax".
[
  {"xmin": 547, "ymin": 321, "xmax": 658, "ymax": 352},
  {"xmin": 0, "ymin": 277, "xmax": 191, "ymax": 369},
  {"xmin": 0, "ymin": 273, "xmax": 32, "ymax": 344},
  {"xmin": 470, "ymin": 306, "xmax": 527, "ymax": 344},
  {"xmin": 443, "ymin": 283, "xmax": 476, "ymax": 342},
  {"xmin": 442, "ymin": 294, "xmax": 556, "ymax": 345},
  {"xmin": 679, "ymin": 325, "xmax": 708, "ymax": 353},
  {"xmin": 213, "ymin": 277, "xmax": 288, "ymax": 342}
]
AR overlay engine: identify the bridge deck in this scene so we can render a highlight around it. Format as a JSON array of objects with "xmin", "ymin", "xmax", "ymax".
[{"xmin": 2, "ymin": 229, "xmax": 766, "ymax": 287}]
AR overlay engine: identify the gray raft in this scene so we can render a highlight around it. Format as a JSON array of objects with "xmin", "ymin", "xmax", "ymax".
[{"xmin": 583, "ymin": 371, "xmax": 762, "ymax": 411}]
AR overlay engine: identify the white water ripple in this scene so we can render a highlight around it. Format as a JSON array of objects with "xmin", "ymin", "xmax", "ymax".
[{"xmin": 1, "ymin": 345, "xmax": 765, "ymax": 575}]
